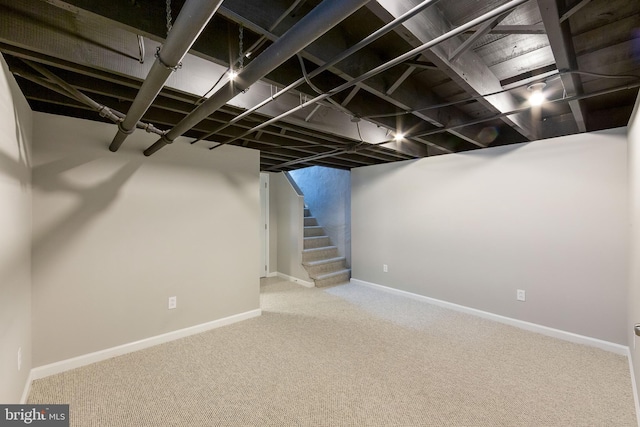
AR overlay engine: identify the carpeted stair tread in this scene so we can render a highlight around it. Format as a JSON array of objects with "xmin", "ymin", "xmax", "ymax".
[
  {"xmin": 303, "ymin": 226, "xmax": 325, "ymax": 237},
  {"xmin": 303, "ymin": 236, "xmax": 331, "ymax": 249},
  {"xmin": 314, "ymin": 268, "xmax": 351, "ymax": 281},
  {"xmin": 303, "ymin": 256, "xmax": 346, "ymax": 267},
  {"xmin": 302, "ymin": 246, "xmax": 339, "ymax": 262},
  {"xmin": 303, "ymin": 245, "xmax": 337, "ymax": 254}
]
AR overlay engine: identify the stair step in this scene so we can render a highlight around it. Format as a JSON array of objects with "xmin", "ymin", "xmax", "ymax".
[
  {"xmin": 314, "ymin": 269, "xmax": 351, "ymax": 288},
  {"xmin": 304, "ymin": 208, "xmax": 311, "ymax": 217},
  {"xmin": 304, "ymin": 217, "xmax": 318, "ymax": 227},
  {"xmin": 304, "ymin": 226, "xmax": 325, "ymax": 237},
  {"xmin": 304, "ymin": 257, "xmax": 347, "ymax": 278},
  {"xmin": 304, "ymin": 236, "xmax": 331, "ymax": 249},
  {"xmin": 302, "ymin": 246, "xmax": 339, "ymax": 262},
  {"xmin": 303, "ymin": 256, "xmax": 345, "ymax": 267}
]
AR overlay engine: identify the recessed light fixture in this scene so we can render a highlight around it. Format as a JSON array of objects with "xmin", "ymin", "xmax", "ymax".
[
  {"xmin": 394, "ymin": 132, "xmax": 405, "ymax": 142},
  {"xmin": 527, "ymin": 82, "xmax": 546, "ymax": 106}
]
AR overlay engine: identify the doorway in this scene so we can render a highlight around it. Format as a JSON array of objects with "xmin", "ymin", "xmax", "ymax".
[{"xmin": 259, "ymin": 173, "xmax": 269, "ymax": 278}]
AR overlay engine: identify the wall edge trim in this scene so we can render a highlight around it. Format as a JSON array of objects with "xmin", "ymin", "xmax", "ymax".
[
  {"xmin": 628, "ymin": 347, "xmax": 640, "ymax": 427},
  {"xmin": 20, "ymin": 371, "xmax": 34, "ymax": 404},
  {"xmin": 30, "ymin": 309, "xmax": 262, "ymax": 381},
  {"xmin": 351, "ymin": 278, "xmax": 628, "ymax": 355}
]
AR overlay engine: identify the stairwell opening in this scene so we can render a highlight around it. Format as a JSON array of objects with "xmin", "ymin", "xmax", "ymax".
[{"xmin": 289, "ymin": 166, "xmax": 351, "ymax": 287}]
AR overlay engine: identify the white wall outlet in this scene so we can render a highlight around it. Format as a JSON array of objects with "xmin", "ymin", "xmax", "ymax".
[
  {"xmin": 17, "ymin": 347, "xmax": 22, "ymax": 371},
  {"xmin": 168, "ymin": 296, "xmax": 177, "ymax": 310},
  {"xmin": 383, "ymin": 264, "xmax": 388, "ymax": 273},
  {"xmin": 516, "ymin": 289, "xmax": 526, "ymax": 301}
]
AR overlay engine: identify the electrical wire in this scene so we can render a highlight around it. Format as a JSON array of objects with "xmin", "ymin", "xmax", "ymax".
[
  {"xmin": 361, "ymin": 69, "xmax": 640, "ymax": 120},
  {"xmin": 195, "ymin": 68, "xmax": 230, "ymax": 104}
]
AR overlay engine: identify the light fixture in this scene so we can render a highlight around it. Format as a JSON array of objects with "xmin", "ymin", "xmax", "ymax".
[
  {"xmin": 228, "ymin": 70, "xmax": 238, "ymax": 81},
  {"xmin": 527, "ymin": 82, "xmax": 546, "ymax": 106},
  {"xmin": 394, "ymin": 132, "xmax": 405, "ymax": 142}
]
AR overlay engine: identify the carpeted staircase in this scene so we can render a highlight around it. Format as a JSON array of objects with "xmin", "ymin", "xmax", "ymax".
[{"xmin": 302, "ymin": 206, "xmax": 350, "ymax": 287}]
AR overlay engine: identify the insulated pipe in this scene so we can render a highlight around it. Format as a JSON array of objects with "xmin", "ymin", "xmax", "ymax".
[
  {"xmin": 109, "ymin": 0, "xmax": 225, "ymax": 152},
  {"xmin": 144, "ymin": 0, "xmax": 372, "ymax": 156},
  {"xmin": 213, "ymin": 0, "xmax": 530, "ymax": 149},
  {"xmin": 190, "ymin": 0, "xmax": 439, "ymax": 145}
]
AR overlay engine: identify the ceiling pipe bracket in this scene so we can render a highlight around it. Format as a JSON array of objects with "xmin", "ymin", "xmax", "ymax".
[
  {"xmin": 155, "ymin": 47, "xmax": 182, "ymax": 72},
  {"xmin": 109, "ymin": 0, "xmax": 226, "ymax": 153},
  {"xmin": 117, "ymin": 121, "xmax": 136, "ymax": 134}
]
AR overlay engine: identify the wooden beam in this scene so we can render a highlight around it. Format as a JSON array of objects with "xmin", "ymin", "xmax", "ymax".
[
  {"xmin": 559, "ymin": 0, "xmax": 592, "ymax": 23},
  {"xmin": 386, "ymin": 66, "xmax": 416, "ymax": 95},
  {"xmin": 465, "ymin": 25, "xmax": 546, "ymax": 35},
  {"xmin": 450, "ymin": 11, "xmax": 511, "ymax": 62},
  {"xmin": 341, "ymin": 86, "xmax": 361, "ymax": 107},
  {"xmin": 537, "ymin": 0, "xmax": 587, "ymax": 132},
  {"xmin": 368, "ymin": 0, "xmax": 534, "ymax": 140}
]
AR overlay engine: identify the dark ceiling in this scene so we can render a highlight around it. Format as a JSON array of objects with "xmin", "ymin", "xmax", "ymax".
[{"xmin": 1, "ymin": 0, "xmax": 639, "ymax": 171}]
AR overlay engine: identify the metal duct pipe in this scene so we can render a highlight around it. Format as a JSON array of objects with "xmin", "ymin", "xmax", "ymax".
[
  {"xmin": 213, "ymin": 0, "xmax": 530, "ymax": 149},
  {"xmin": 144, "ymin": 0, "xmax": 372, "ymax": 156},
  {"xmin": 191, "ymin": 0, "xmax": 439, "ymax": 145},
  {"xmin": 109, "ymin": 0, "xmax": 225, "ymax": 152}
]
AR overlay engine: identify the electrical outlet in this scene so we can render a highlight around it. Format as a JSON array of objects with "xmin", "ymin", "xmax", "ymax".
[
  {"xmin": 383, "ymin": 264, "xmax": 388, "ymax": 273},
  {"xmin": 168, "ymin": 296, "xmax": 177, "ymax": 310},
  {"xmin": 516, "ymin": 289, "xmax": 526, "ymax": 302},
  {"xmin": 17, "ymin": 347, "xmax": 22, "ymax": 371}
]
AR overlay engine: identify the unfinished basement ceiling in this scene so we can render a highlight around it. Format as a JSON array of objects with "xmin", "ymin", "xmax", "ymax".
[{"xmin": 1, "ymin": 0, "xmax": 638, "ymax": 171}]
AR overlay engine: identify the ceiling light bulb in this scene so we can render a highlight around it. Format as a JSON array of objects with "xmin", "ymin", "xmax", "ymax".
[
  {"xmin": 228, "ymin": 70, "xmax": 238, "ymax": 80},
  {"xmin": 394, "ymin": 132, "xmax": 405, "ymax": 142},
  {"xmin": 529, "ymin": 90, "xmax": 545, "ymax": 106},
  {"xmin": 527, "ymin": 82, "xmax": 547, "ymax": 107}
]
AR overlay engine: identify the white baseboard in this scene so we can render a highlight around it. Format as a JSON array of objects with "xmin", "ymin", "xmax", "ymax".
[
  {"xmin": 351, "ymin": 278, "xmax": 628, "ymax": 355},
  {"xmin": 277, "ymin": 272, "xmax": 315, "ymax": 288},
  {"xmin": 629, "ymin": 348, "xmax": 640, "ymax": 427},
  {"xmin": 266, "ymin": 271, "xmax": 278, "ymax": 278},
  {"xmin": 30, "ymin": 309, "xmax": 261, "ymax": 381}
]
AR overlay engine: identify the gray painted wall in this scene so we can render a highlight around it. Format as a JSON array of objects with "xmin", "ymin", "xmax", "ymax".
[
  {"xmin": 32, "ymin": 113, "xmax": 260, "ymax": 366},
  {"xmin": 272, "ymin": 172, "xmax": 311, "ymax": 283},
  {"xmin": 628, "ymin": 92, "xmax": 640, "ymax": 397},
  {"xmin": 290, "ymin": 166, "xmax": 351, "ymax": 267},
  {"xmin": 352, "ymin": 129, "xmax": 628, "ymax": 344},
  {"xmin": 0, "ymin": 55, "xmax": 32, "ymax": 402}
]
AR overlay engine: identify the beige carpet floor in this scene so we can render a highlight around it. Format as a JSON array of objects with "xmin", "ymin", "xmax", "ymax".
[{"xmin": 28, "ymin": 277, "xmax": 638, "ymax": 426}]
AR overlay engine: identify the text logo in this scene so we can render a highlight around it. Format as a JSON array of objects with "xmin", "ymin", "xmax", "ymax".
[{"xmin": 0, "ymin": 405, "xmax": 68, "ymax": 426}]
